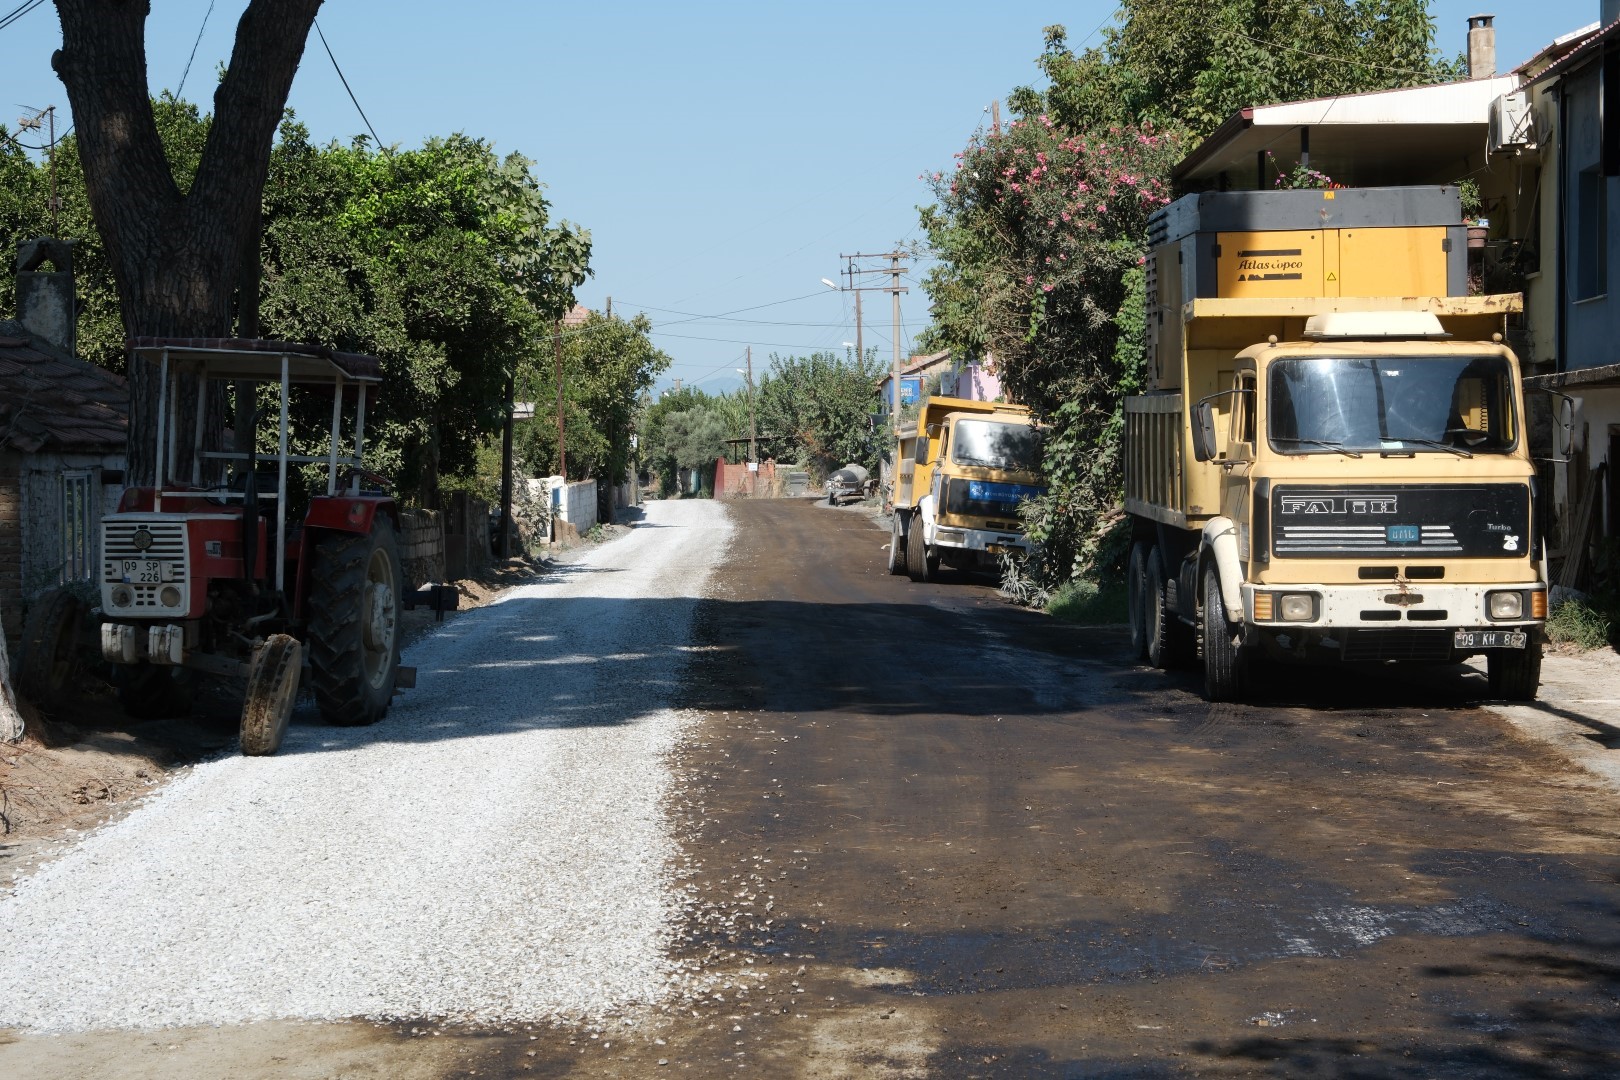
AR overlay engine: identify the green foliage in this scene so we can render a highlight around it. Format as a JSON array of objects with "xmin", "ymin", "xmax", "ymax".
[
  {"xmin": 1, "ymin": 100, "xmax": 594, "ymax": 507},
  {"xmin": 1045, "ymin": 578, "xmax": 1129, "ymax": 624},
  {"xmin": 639, "ymin": 387, "xmax": 749, "ymax": 494},
  {"xmin": 514, "ymin": 312, "xmax": 670, "ymax": 484},
  {"xmin": 1545, "ymin": 598, "xmax": 1612, "ymax": 651},
  {"xmin": 755, "ymin": 350, "xmax": 885, "ymax": 479},
  {"xmin": 659, "ymin": 407, "xmax": 729, "ymax": 471},
  {"xmin": 922, "ymin": 1, "xmax": 1459, "ymax": 592}
]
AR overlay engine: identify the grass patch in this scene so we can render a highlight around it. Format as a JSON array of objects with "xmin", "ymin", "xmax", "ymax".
[
  {"xmin": 1545, "ymin": 597, "xmax": 1613, "ymax": 651},
  {"xmin": 1045, "ymin": 579, "xmax": 1128, "ymax": 625}
]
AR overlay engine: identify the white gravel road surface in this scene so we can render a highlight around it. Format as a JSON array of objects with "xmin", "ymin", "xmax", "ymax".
[{"xmin": 0, "ymin": 500, "xmax": 731, "ymax": 1033}]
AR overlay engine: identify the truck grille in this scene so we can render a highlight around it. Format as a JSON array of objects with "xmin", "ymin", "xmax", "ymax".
[
  {"xmin": 104, "ymin": 520, "xmax": 187, "ymax": 560},
  {"xmin": 1340, "ymin": 629, "xmax": 1453, "ymax": 662},
  {"xmin": 102, "ymin": 520, "xmax": 188, "ymax": 612},
  {"xmin": 1273, "ymin": 484, "xmax": 1530, "ymax": 559}
]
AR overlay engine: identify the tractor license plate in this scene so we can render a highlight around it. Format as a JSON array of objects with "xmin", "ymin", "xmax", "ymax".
[
  {"xmin": 120, "ymin": 559, "xmax": 164, "ymax": 584},
  {"xmin": 1454, "ymin": 630, "xmax": 1527, "ymax": 650}
]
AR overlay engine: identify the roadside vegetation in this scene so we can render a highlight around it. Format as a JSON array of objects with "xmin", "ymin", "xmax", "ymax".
[{"xmin": 916, "ymin": 0, "xmax": 1461, "ymax": 612}]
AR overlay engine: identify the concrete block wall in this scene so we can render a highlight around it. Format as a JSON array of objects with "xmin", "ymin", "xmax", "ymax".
[{"xmin": 546, "ymin": 477, "xmax": 597, "ymax": 530}]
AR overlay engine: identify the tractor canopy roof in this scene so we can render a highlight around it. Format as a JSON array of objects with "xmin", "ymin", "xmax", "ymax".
[{"xmin": 128, "ymin": 337, "xmax": 383, "ymax": 385}]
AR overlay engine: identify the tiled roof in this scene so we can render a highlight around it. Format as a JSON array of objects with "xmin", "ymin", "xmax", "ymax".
[{"xmin": 0, "ymin": 321, "xmax": 128, "ymax": 453}]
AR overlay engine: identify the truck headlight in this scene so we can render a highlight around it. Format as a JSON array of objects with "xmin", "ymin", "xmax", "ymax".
[
  {"xmin": 1278, "ymin": 593, "xmax": 1316, "ymax": 622},
  {"xmin": 934, "ymin": 528, "xmax": 965, "ymax": 545},
  {"xmin": 1487, "ymin": 591, "xmax": 1523, "ymax": 620},
  {"xmin": 160, "ymin": 585, "xmax": 183, "ymax": 608},
  {"xmin": 111, "ymin": 585, "xmax": 133, "ymax": 608}
]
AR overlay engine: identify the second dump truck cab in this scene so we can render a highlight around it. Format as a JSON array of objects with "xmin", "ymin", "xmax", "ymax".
[
  {"xmin": 1125, "ymin": 186, "xmax": 1548, "ymax": 702},
  {"xmin": 889, "ymin": 396, "xmax": 1045, "ymax": 582}
]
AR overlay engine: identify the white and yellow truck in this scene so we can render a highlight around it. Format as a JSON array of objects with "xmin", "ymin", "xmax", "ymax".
[
  {"xmin": 1125, "ymin": 186, "xmax": 1555, "ymax": 702},
  {"xmin": 889, "ymin": 396, "xmax": 1045, "ymax": 582}
]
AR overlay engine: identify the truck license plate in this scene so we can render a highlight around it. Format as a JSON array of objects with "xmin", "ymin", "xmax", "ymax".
[
  {"xmin": 1454, "ymin": 630, "xmax": 1527, "ymax": 649},
  {"xmin": 120, "ymin": 559, "xmax": 164, "ymax": 584}
]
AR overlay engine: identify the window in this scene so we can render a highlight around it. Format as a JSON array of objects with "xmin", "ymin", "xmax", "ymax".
[
  {"xmin": 1268, "ymin": 355, "xmax": 1518, "ymax": 454},
  {"xmin": 60, "ymin": 471, "xmax": 94, "ymax": 582},
  {"xmin": 1234, "ymin": 374, "xmax": 1257, "ymax": 446},
  {"xmin": 1576, "ymin": 167, "xmax": 1609, "ymax": 300}
]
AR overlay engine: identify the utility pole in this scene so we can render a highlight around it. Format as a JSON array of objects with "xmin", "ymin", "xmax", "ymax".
[
  {"xmin": 991, "ymin": 99, "xmax": 1001, "ymax": 135},
  {"xmin": 499, "ymin": 364, "xmax": 515, "ymax": 558},
  {"xmin": 833, "ymin": 252, "xmax": 910, "ymax": 433},
  {"xmin": 554, "ymin": 320, "xmax": 566, "ymax": 479},
  {"xmin": 745, "ymin": 345, "xmax": 757, "ymax": 494}
]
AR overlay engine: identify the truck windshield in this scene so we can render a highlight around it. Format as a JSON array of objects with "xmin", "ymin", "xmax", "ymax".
[
  {"xmin": 1268, "ymin": 355, "xmax": 1517, "ymax": 455},
  {"xmin": 950, "ymin": 420, "xmax": 1043, "ymax": 471}
]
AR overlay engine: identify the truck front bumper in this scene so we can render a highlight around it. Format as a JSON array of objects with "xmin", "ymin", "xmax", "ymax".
[
  {"xmin": 930, "ymin": 524, "xmax": 1031, "ymax": 555},
  {"xmin": 1240, "ymin": 581, "xmax": 1545, "ymax": 661}
]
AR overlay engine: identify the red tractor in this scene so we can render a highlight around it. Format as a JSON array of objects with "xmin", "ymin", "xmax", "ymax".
[{"xmin": 64, "ymin": 338, "xmax": 413, "ymax": 755}]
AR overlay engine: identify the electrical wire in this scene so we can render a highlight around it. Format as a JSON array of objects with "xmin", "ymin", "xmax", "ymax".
[
  {"xmin": 1227, "ymin": 29, "xmax": 1453, "ymax": 80},
  {"xmin": 175, "ymin": 1, "xmax": 216, "ymax": 100},
  {"xmin": 0, "ymin": 0, "xmax": 47, "ymax": 33},
  {"xmin": 314, "ymin": 18, "xmax": 381, "ymax": 146}
]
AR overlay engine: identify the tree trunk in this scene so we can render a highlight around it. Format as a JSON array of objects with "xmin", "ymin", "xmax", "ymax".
[
  {"xmin": 1, "ymin": 606, "xmax": 24, "ymax": 744},
  {"xmin": 50, "ymin": 0, "xmax": 324, "ymax": 485}
]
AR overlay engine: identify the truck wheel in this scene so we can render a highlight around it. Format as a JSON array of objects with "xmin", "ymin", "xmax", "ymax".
[
  {"xmin": 17, "ymin": 587, "xmax": 87, "ymax": 711},
  {"xmin": 1201, "ymin": 570, "xmax": 1247, "ymax": 702},
  {"xmin": 906, "ymin": 517, "xmax": 935, "ymax": 583},
  {"xmin": 308, "ymin": 519, "xmax": 403, "ymax": 726},
  {"xmin": 887, "ymin": 513, "xmax": 909, "ymax": 576},
  {"xmin": 1487, "ymin": 640, "xmax": 1542, "ymax": 702},
  {"xmin": 1146, "ymin": 548, "xmax": 1190, "ymax": 669},
  {"xmin": 240, "ymin": 635, "xmax": 302, "ymax": 756},
  {"xmin": 117, "ymin": 664, "xmax": 193, "ymax": 720},
  {"xmin": 1126, "ymin": 542, "xmax": 1151, "ymax": 661}
]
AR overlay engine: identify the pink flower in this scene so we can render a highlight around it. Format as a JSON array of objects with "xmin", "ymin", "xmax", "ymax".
[{"xmin": 1041, "ymin": 283, "xmax": 1054, "ymax": 292}]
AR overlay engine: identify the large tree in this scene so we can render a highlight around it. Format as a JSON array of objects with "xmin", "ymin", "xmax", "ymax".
[{"xmin": 50, "ymin": 0, "xmax": 324, "ymax": 483}]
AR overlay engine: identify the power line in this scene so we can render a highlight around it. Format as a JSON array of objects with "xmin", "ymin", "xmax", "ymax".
[
  {"xmin": 0, "ymin": 0, "xmax": 47, "ymax": 33},
  {"xmin": 175, "ymin": 1, "xmax": 216, "ymax": 100},
  {"xmin": 313, "ymin": 19, "xmax": 381, "ymax": 146},
  {"xmin": 1228, "ymin": 29, "xmax": 1452, "ymax": 80}
]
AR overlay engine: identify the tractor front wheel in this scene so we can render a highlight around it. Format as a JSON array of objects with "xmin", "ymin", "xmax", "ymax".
[
  {"xmin": 241, "ymin": 635, "xmax": 303, "ymax": 756},
  {"xmin": 307, "ymin": 520, "xmax": 403, "ymax": 726}
]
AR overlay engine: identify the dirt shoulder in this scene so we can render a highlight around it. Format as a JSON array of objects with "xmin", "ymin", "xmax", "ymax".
[{"xmin": 0, "ymin": 520, "xmax": 634, "ymax": 891}]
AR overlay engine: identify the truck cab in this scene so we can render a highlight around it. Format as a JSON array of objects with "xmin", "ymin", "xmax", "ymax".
[
  {"xmin": 1125, "ymin": 186, "xmax": 1547, "ymax": 702},
  {"xmin": 890, "ymin": 397, "xmax": 1045, "ymax": 582}
]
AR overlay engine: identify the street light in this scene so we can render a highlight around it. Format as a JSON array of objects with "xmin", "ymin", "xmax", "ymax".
[{"xmin": 820, "ymin": 278, "xmax": 838, "ymax": 290}]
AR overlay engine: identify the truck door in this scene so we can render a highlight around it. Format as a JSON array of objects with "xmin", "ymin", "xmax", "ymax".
[{"xmin": 1222, "ymin": 369, "xmax": 1257, "ymax": 546}]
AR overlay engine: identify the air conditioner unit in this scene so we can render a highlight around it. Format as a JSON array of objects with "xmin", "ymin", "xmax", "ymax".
[{"xmin": 1489, "ymin": 91, "xmax": 1534, "ymax": 155}]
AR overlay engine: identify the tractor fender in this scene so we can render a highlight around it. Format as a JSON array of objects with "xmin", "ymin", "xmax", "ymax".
[
  {"xmin": 1199, "ymin": 517, "xmax": 1245, "ymax": 622},
  {"xmin": 294, "ymin": 498, "xmax": 400, "ymax": 619},
  {"xmin": 304, "ymin": 496, "xmax": 396, "ymax": 536}
]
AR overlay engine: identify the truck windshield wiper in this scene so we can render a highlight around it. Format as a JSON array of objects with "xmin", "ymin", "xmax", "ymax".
[
  {"xmin": 1272, "ymin": 437, "xmax": 1363, "ymax": 458},
  {"xmin": 1391, "ymin": 437, "xmax": 1472, "ymax": 458}
]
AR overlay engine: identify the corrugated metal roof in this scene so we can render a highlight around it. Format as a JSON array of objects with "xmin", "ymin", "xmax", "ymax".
[
  {"xmin": 0, "ymin": 322, "xmax": 128, "ymax": 453},
  {"xmin": 1527, "ymin": 16, "xmax": 1620, "ymax": 85}
]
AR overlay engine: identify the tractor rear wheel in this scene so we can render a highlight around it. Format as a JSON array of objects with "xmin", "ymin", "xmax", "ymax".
[
  {"xmin": 240, "ymin": 635, "xmax": 302, "ymax": 756},
  {"xmin": 17, "ymin": 587, "xmax": 87, "ymax": 711},
  {"xmin": 307, "ymin": 520, "xmax": 403, "ymax": 726}
]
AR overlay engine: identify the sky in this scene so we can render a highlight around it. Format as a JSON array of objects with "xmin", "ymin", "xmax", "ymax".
[{"xmin": 2, "ymin": 1, "xmax": 1607, "ymax": 397}]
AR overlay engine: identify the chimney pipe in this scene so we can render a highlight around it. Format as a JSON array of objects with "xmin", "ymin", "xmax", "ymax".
[
  {"xmin": 1468, "ymin": 14, "xmax": 1496, "ymax": 80},
  {"xmin": 15, "ymin": 238, "xmax": 76, "ymax": 356}
]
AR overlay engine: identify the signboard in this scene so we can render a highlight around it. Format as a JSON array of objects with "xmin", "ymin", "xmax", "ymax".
[{"xmin": 899, "ymin": 377, "xmax": 923, "ymax": 405}]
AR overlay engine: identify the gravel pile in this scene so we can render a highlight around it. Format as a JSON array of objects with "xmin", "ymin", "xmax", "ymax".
[{"xmin": 0, "ymin": 500, "xmax": 732, "ymax": 1033}]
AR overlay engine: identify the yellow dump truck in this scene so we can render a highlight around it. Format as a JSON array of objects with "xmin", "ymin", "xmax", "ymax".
[
  {"xmin": 1125, "ymin": 186, "xmax": 1554, "ymax": 701},
  {"xmin": 888, "ymin": 396, "xmax": 1045, "ymax": 582}
]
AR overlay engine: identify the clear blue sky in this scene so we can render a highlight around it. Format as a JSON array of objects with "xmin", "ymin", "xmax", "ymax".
[{"xmin": 3, "ymin": 1, "xmax": 1605, "ymax": 396}]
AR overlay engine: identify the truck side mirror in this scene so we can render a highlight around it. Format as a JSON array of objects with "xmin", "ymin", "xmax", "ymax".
[
  {"xmin": 1191, "ymin": 400, "xmax": 1218, "ymax": 463},
  {"xmin": 1560, "ymin": 396, "xmax": 1586, "ymax": 456},
  {"xmin": 913, "ymin": 437, "xmax": 930, "ymax": 465}
]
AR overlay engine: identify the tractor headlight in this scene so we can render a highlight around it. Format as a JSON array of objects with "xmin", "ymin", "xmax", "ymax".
[
  {"xmin": 111, "ymin": 585, "xmax": 133, "ymax": 608},
  {"xmin": 159, "ymin": 585, "xmax": 183, "ymax": 608},
  {"xmin": 1487, "ymin": 591, "xmax": 1523, "ymax": 620},
  {"xmin": 1278, "ymin": 593, "xmax": 1316, "ymax": 622}
]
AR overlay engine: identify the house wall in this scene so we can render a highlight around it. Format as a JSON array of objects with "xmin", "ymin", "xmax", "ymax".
[
  {"xmin": 19, "ymin": 452, "xmax": 124, "ymax": 601},
  {"xmin": 0, "ymin": 449, "xmax": 21, "ymax": 646},
  {"xmin": 1515, "ymin": 83, "xmax": 1562, "ymax": 370},
  {"xmin": 1560, "ymin": 64, "xmax": 1620, "ymax": 373}
]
